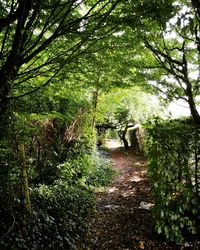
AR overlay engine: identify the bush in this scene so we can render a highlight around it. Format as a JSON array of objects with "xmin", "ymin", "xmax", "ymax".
[
  {"xmin": 0, "ymin": 110, "xmax": 115, "ymax": 249},
  {"xmin": 59, "ymin": 150, "xmax": 115, "ymax": 188},
  {"xmin": 86, "ymin": 153, "xmax": 116, "ymax": 187},
  {"xmin": 0, "ymin": 180, "xmax": 94, "ymax": 250},
  {"xmin": 58, "ymin": 153, "xmax": 94, "ymax": 184},
  {"xmin": 145, "ymin": 118, "xmax": 200, "ymax": 242}
]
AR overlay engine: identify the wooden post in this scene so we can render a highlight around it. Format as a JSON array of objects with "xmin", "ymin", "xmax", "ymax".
[
  {"xmin": 19, "ymin": 143, "xmax": 31, "ymax": 212},
  {"xmin": 92, "ymin": 89, "xmax": 99, "ymax": 130}
]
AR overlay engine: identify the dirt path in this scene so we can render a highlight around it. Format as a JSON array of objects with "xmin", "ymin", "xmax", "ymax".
[{"xmin": 82, "ymin": 147, "xmax": 180, "ymax": 250}]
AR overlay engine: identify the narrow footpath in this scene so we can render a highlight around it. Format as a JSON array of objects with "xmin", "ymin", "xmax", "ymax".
[{"xmin": 82, "ymin": 146, "xmax": 181, "ymax": 250}]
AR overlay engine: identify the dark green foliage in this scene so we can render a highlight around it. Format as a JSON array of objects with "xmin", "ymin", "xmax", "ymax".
[
  {"xmin": 87, "ymin": 153, "xmax": 116, "ymax": 187},
  {"xmin": 0, "ymin": 181, "xmax": 94, "ymax": 250},
  {"xmin": 145, "ymin": 118, "xmax": 200, "ymax": 242},
  {"xmin": 0, "ymin": 116, "xmax": 26, "ymax": 214},
  {"xmin": 0, "ymin": 109, "xmax": 116, "ymax": 249}
]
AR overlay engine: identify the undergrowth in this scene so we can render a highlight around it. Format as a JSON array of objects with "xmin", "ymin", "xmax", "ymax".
[{"xmin": 0, "ymin": 115, "xmax": 115, "ymax": 249}]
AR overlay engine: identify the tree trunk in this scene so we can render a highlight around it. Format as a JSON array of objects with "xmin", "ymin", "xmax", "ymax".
[
  {"xmin": 92, "ymin": 89, "xmax": 99, "ymax": 130},
  {"xmin": 186, "ymin": 81, "xmax": 200, "ymax": 124},
  {"xmin": 122, "ymin": 136, "xmax": 129, "ymax": 150},
  {"xmin": 118, "ymin": 126, "xmax": 129, "ymax": 150},
  {"xmin": 188, "ymin": 97, "xmax": 200, "ymax": 124},
  {"xmin": 129, "ymin": 128, "xmax": 139, "ymax": 150},
  {"xmin": 0, "ymin": 59, "xmax": 20, "ymax": 126},
  {"xmin": 19, "ymin": 143, "xmax": 31, "ymax": 213},
  {"xmin": 0, "ymin": 75, "xmax": 12, "ymax": 123}
]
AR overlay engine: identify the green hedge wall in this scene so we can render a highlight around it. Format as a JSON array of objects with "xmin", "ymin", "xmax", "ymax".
[{"xmin": 145, "ymin": 118, "xmax": 200, "ymax": 242}]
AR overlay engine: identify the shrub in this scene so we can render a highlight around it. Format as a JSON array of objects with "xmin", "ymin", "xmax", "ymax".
[
  {"xmin": 0, "ymin": 111, "xmax": 115, "ymax": 249},
  {"xmin": 58, "ymin": 153, "xmax": 94, "ymax": 184},
  {"xmin": 86, "ymin": 153, "xmax": 116, "ymax": 187},
  {"xmin": 0, "ymin": 180, "xmax": 94, "ymax": 250},
  {"xmin": 145, "ymin": 118, "xmax": 200, "ymax": 242}
]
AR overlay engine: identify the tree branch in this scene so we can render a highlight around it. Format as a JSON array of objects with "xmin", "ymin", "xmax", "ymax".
[{"xmin": 0, "ymin": 0, "xmax": 19, "ymax": 32}]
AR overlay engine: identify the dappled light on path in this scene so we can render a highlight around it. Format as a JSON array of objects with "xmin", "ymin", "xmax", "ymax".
[
  {"xmin": 105, "ymin": 139, "xmax": 123, "ymax": 149},
  {"xmin": 82, "ymin": 146, "xmax": 180, "ymax": 249}
]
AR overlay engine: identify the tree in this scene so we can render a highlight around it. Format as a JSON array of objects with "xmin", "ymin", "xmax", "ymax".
[
  {"xmin": 125, "ymin": 0, "xmax": 200, "ymax": 123},
  {"xmin": 59, "ymin": 42, "xmax": 140, "ymax": 130},
  {"xmin": 113, "ymin": 106, "xmax": 134, "ymax": 150},
  {"xmin": 143, "ymin": 0, "xmax": 200, "ymax": 123},
  {"xmin": 191, "ymin": 0, "xmax": 200, "ymax": 54},
  {"xmin": 0, "ymin": 0, "xmax": 119, "ymax": 125}
]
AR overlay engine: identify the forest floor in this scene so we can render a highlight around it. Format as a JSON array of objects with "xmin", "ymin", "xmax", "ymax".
[{"xmin": 81, "ymin": 142, "xmax": 199, "ymax": 250}]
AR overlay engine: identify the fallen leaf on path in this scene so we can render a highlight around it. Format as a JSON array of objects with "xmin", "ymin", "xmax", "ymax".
[{"xmin": 139, "ymin": 240, "xmax": 145, "ymax": 249}]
